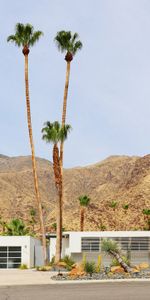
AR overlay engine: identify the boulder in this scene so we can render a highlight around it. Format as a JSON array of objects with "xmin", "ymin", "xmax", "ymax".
[
  {"xmin": 69, "ymin": 264, "xmax": 85, "ymax": 277},
  {"xmin": 110, "ymin": 266, "xmax": 125, "ymax": 273},
  {"xmin": 131, "ymin": 268, "xmax": 140, "ymax": 273},
  {"xmin": 139, "ymin": 262, "xmax": 149, "ymax": 270}
]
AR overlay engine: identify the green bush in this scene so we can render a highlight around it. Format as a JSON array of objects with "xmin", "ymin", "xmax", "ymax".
[
  {"xmin": 50, "ymin": 256, "xmax": 55, "ymax": 266},
  {"xmin": 62, "ymin": 255, "xmax": 75, "ymax": 270},
  {"xmin": 84, "ymin": 261, "xmax": 96, "ymax": 275},
  {"xmin": 19, "ymin": 264, "xmax": 28, "ymax": 270},
  {"xmin": 111, "ymin": 256, "xmax": 130, "ymax": 267}
]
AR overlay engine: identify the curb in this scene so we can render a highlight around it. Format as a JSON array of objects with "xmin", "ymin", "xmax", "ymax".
[
  {"xmin": 0, "ymin": 278, "xmax": 150, "ymax": 287},
  {"xmin": 51, "ymin": 278, "xmax": 150, "ymax": 284}
]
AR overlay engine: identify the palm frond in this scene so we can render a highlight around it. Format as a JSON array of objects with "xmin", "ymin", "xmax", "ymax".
[
  {"xmin": 79, "ymin": 195, "xmax": 90, "ymax": 207},
  {"xmin": 29, "ymin": 31, "xmax": 43, "ymax": 46},
  {"xmin": 54, "ymin": 30, "xmax": 82, "ymax": 57},
  {"xmin": 7, "ymin": 35, "xmax": 22, "ymax": 46},
  {"xmin": 7, "ymin": 23, "xmax": 43, "ymax": 48},
  {"xmin": 72, "ymin": 41, "xmax": 83, "ymax": 55},
  {"xmin": 42, "ymin": 121, "xmax": 71, "ymax": 144}
]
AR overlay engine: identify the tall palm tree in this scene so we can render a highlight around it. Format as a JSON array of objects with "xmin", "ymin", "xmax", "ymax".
[
  {"xmin": 42, "ymin": 121, "xmax": 71, "ymax": 262},
  {"xmin": 7, "ymin": 23, "xmax": 47, "ymax": 263},
  {"xmin": 79, "ymin": 195, "xmax": 90, "ymax": 231},
  {"xmin": 54, "ymin": 31, "xmax": 82, "ymax": 238}
]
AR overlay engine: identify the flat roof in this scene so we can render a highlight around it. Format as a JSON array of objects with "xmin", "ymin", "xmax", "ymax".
[{"xmin": 47, "ymin": 231, "xmax": 150, "ymax": 238}]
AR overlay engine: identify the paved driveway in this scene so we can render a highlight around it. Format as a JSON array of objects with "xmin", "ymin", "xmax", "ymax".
[{"xmin": 0, "ymin": 282, "xmax": 150, "ymax": 300}]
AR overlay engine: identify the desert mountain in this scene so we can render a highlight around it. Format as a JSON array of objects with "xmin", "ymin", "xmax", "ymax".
[{"xmin": 0, "ymin": 154, "xmax": 150, "ymax": 231}]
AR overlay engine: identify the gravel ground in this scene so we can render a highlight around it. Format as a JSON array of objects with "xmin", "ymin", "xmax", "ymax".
[{"xmin": 52, "ymin": 268, "xmax": 150, "ymax": 281}]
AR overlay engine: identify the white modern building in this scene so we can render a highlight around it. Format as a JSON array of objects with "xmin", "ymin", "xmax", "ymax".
[
  {"xmin": 0, "ymin": 236, "xmax": 44, "ymax": 269},
  {"xmin": 49, "ymin": 231, "xmax": 150, "ymax": 266}
]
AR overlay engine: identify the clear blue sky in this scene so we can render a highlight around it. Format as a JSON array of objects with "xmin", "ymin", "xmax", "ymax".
[{"xmin": 1, "ymin": 0, "xmax": 150, "ymax": 167}]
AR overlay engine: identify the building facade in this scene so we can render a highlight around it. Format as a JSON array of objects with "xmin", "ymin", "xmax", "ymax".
[
  {"xmin": 0, "ymin": 236, "xmax": 43, "ymax": 268},
  {"xmin": 49, "ymin": 231, "xmax": 150, "ymax": 266}
]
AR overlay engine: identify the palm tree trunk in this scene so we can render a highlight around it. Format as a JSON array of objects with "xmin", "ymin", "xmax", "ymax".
[
  {"xmin": 110, "ymin": 250, "xmax": 131, "ymax": 273},
  {"xmin": 24, "ymin": 54, "xmax": 47, "ymax": 264},
  {"xmin": 55, "ymin": 191, "xmax": 62, "ymax": 263},
  {"xmin": 59, "ymin": 61, "xmax": 71, "ymax": 257},
  {"xmin": 53, "ymin": 144, "xmax": 62, "ymax": 263},
  {"xmin": 60, "ymin": 61, "xmax": 71, "ymax": 164},
  {"xmin": 80, "ymin": 207, "xmax": 85, "ymax": 232}
]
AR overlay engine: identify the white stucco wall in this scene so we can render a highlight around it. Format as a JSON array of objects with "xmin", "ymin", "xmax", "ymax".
[
  {"xmin": 49, "ymin": 236, "xmax": 70, "ymax": 261},
  {"xmin": 49, "ymin": 231, "xmax": 150, "ymax": 264},
  {"xmin": 0, "ymin": 236, "xmax": 43, "ymax": 268}
]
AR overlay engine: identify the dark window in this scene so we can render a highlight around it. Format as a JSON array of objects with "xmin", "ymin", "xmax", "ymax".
[
  {"xmin": 8, "ymin": 252, "xmax": 21, "ymax": 258},
  {"xmin": 81, "ymin": 238, "xmax": 100, "ymax": 252},
  {"xmin": 0, "ymin": 246, "xmax": 22, "ymax": 268},
  {"xmin": 0, "ymin": 264, "xmax": 7, "ymax": 268},
  {"xmin": 130, "ymin": 237, "xmax": 149, "ymax": 251},
  {"xmin": 0, "ymin": 247, "xmax": 7, "ymax": 252},
  {"xmin": 8, "ymin": 247, "xmax": 21, "ymax": 252},
  {"xmin": 0, "ymin": 252, "xmax": 7, "ymax": 257}
]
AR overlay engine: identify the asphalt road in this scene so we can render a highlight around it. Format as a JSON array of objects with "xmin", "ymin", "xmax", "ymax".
[{"xmin": 0, "ymin": 282, "xmax": 150, "ymax": 300}]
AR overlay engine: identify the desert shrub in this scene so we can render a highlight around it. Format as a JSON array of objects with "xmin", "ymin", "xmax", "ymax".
[
  {"xmin": 84, "ymin": 261, "xmax": 96, "ymax": 275},
  {"xmin": 62, "ymin": 255, "xmax": 75, "ymax": 270},
  {"xmin": 50, "ymin": 256, "xmax": 55, "ymax": 266},
  {"xmin": 36, "ymin": 266, "xmax": 51, "ymax": 271},
  {"xmin": 19, "ymin": 264, "xmax": 28, "ymax": 270},
  {"xmin": 111, "ymin": 255, "xmax": 130, "ymax": 267}
]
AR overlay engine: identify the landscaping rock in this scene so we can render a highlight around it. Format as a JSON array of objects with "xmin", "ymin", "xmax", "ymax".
[
  {"xmin": 110, "ymin": 266, "xmax": 124, "ymax": 273},
  {"xmin": 139, "ymin": 263, "xmax": 149, "ymax": 270},
  {"xmin": 69, "ymin": 265, "xmax": 85, "ymax": 277}
]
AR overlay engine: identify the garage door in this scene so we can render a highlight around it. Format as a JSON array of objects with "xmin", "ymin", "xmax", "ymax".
[{"xmin": 0, "ymin": 246, "xmax": 22, "ymax": 268}]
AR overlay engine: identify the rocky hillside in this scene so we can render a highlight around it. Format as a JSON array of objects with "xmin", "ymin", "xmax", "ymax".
[{"xmin": 0, "ymin": 154, "xmax": 150, "ymax": 231}]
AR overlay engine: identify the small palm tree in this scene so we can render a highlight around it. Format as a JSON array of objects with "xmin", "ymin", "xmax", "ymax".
[
  {"xmin": 101, "ymin": 239, "xmax": 131, "ymax": 273},
  {"xmin": 143, "ymin": 209, "xmax": 150, "ymax": 230},
  {"xmin": 109, "ymin": 200, "xmax": 118, "ymax": 211},
  {"xmin": 7, "ymin": 23, "xmax": 47, "ymax": 263},
  {"xmin": 122, "ymin": 203, "xmax": 129, "ymax": 214},
  {"xmin": 0, "ymin": 217, "xmax": 6, "ymax": 233},
  {"xmin": 29, "ymin": 208, "xmax": 36, "ymax": 232},
  {"xmin": 122, "ymin": 204, "xmax": 129, "ymax": 214},
  {"xmin": 5, "ymin": 219, "xmax": 29, "ymax": 236},
  {"xmin": 42, "ymin": 121, "xmax": 71, "ymax": 262},
  {"xmin": 78, "ymin": 195, "xmax": 90, "ymax": 231}
]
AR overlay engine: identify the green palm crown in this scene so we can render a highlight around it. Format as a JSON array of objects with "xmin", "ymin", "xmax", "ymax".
[
  {"xmin": 7, "ymin": 23, "xmax": 43, "ymax": 55},
  {"xmin": 54, "ymin": 30, "xmax": 82, "ymax": 61},
  {"xmin": 79, "ymin": 195, "xmax": 90, "ymax": 207},
  {"xmin": 41, "ymin": 121, "xmax": 72, "ymax": 144}
]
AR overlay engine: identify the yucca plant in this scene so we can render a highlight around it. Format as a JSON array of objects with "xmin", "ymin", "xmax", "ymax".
[{"xmin": 101, "ymin": 239, "xmax": 131, "ymax": 273}]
